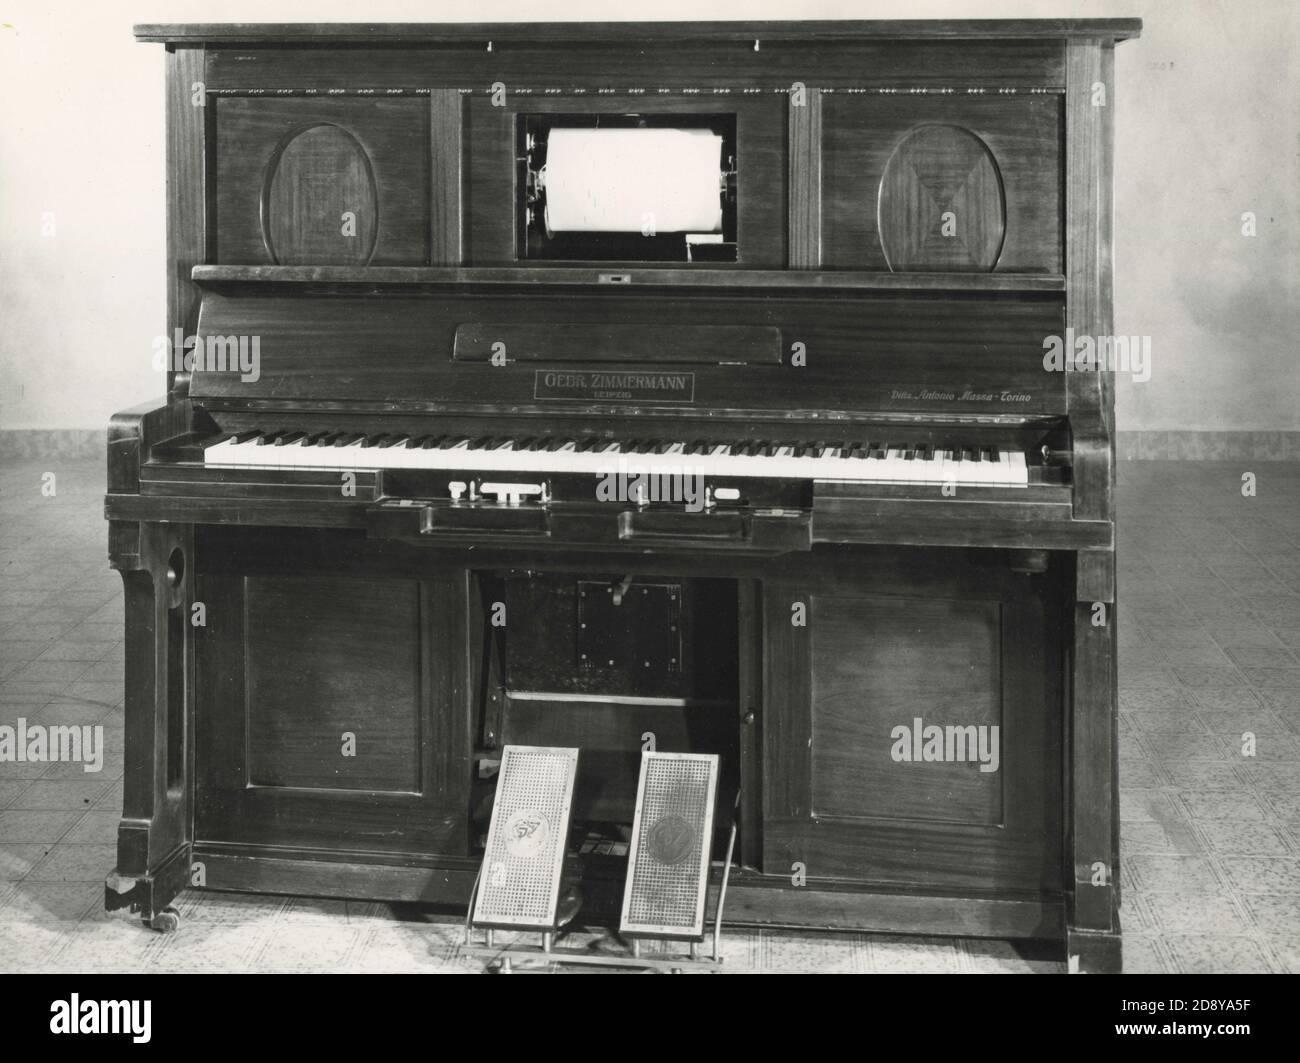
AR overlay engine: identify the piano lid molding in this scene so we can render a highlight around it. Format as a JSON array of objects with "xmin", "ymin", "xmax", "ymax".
[
  {"xmin": 191, "ymin": 264, "xmax": 1066, "ymax": 293},
  {"xmin": 133, "ymin": 21, "xmax": 1144, "ymax": 44}
]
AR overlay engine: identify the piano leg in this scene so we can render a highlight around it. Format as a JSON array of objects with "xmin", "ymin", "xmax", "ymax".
[
  {"xmin": 104, "ymin": 521, "xmax": 195, "ymax": 928},
  {"xmin": 1066, "ymin": 550, "xmax": 1121, "ymax": 973}
]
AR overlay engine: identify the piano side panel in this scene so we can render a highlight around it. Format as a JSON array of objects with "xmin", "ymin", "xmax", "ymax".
[
  {"xmin": 167, "ymin": 46, "xmax": 206, "ymax": 398},
  {"xmin": 1064, "ymin": 38, "xmax": 1121, "ymax": 964},
  {"xmin": 190, "ymin": 288, "xmax": 1068, "ymax": 418}
]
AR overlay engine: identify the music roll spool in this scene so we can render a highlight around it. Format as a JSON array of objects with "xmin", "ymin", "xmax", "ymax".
[{"xmin": 540, "ymin": 128, "xmax": 724, "ymax": 236}]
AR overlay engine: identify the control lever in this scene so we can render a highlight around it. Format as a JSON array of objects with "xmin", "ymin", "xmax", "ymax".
[{"xmin": 479, "ymin": 481, "xmax": 549, "ymax": 506}]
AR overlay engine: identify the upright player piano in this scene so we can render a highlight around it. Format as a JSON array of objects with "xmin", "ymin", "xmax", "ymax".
[{"xmin": 107, "ymin": 19, "xmax": 1141, "ymax": 971}]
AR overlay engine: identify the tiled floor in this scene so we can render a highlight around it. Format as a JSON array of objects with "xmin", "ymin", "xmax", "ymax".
[{"xmin": 1, "ymin": 456, "xmax": 1297, "ymax": 973}]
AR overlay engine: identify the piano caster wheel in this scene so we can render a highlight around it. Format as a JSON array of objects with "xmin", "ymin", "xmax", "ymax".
[
  {"xmin": 497, "ymin": 957, "xmax": 513, "ymax": 975},
  {"xmin": 145, "ymin": 907, "xmax": 181, "ymax": 933}
]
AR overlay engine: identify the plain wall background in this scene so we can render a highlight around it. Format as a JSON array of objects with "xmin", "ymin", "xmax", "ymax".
[{"xmin": 0, "ymin": 0, "xmax": 1295, "ymax": 432}]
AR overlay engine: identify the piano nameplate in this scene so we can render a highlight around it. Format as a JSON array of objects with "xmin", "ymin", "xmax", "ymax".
[{"xmin": 534, "ymin": 370, "xmax": 696, "ymax": 404}]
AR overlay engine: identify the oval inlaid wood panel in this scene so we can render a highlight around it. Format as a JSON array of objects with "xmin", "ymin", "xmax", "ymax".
[
  {"xmin": 877, "ymin": 124, "xmax": 1006, "ymax": 272},
  {"xmin": 261, "ymin": 123, "xmax": 378, "ymax": 265}
]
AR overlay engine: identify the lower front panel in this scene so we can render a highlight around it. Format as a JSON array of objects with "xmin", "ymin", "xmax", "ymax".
[
  {"xmin": 762, "ymin": 559, "xmax": 1065, "ymax": 895},
  {"xmin": 190, "ymin": 525, "xmax": 1069, "ymax": 934},
  {"xmin": 195, "ymin": 561, "xmax": 473, "ymax": 857}
]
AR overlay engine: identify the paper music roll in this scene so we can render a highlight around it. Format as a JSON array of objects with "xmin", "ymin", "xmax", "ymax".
[{"xmin": 541, "ymin": 128, "xmax": 724, "ymax": 235}]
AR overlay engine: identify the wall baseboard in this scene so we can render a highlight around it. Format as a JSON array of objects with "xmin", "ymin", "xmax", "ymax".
[
  {"xmin": 1, "ymin": 429, "xmax": 1297, "ymax": 463},
  {"xmin": 0, "ymin": 429, "xmax": 103, "ymax": 460},
  {"xmin": 1116, "ymin": 431, "xmax": 1300, "ymax": 461}
]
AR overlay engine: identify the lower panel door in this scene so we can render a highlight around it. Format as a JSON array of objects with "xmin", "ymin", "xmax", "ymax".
[
  {"xmin": 194, "ymin": 571, "xmax": 471, "ymax": 858},
  {"xmin": 762, "ymin": 553, "xmax": 1063, "ymax": 895}
]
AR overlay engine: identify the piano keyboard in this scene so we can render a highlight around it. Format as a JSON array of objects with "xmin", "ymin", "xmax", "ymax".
[{"xmin": 202, "ymin": 432, "xmax": 1030, "ymax": 487}]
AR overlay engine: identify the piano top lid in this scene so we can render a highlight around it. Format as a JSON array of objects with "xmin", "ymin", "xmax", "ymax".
[{"xmin": 133, "ymin": 19, "xmax": 1143, "ymax": 45}]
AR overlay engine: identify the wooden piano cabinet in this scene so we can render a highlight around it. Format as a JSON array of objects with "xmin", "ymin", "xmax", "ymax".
[
  {"xmin": 760, "ymin": 550, "xmax": 1064, "ymax": 902},
  {"xmin": 112, "ymin": 20, "xmax": 1139, "ymax": 968}
]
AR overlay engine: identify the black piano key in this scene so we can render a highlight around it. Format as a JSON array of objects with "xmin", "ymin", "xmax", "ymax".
[
  {"xmin": 633, "ymin": 440, "xmax": 657, "ymax": 454},
  {"xmin": 655, "ymin": 440, "xmax": 677, "ymax": 454},
  {"xmin": 406, "ymin": 436, "xmax": 431, "ymax": 449},
  {"xmin": 989, "ymin": 445, "xmax": 1001, "ymax": 462},
  {"xmin": 438, "ymin": 436, "xmax": 468, "ymax": 449},
  {"xmin": 230, "ymin": 430, "xmax": 261, "ymax": 445},
  {"xmin": 333, "ymin": 433, "xmax": 364, "ymax": 447},
  {"xmin": 515, "ymin": 437, "xmax": 539, "ymax": 451},
  {"xmin": 467, "ymin": 436, "xmax": 492, "ymax": 450},
  {"xmin": 377, "ymin": 436, "xmax": 406, "ymax": 449},
  {"xmin": 543, "ymin": 437, "xmax": 571, "ymax": 452},
  {"xmin": 360, "ymin": 434, "xmax": 386, "ymax": 448},
  {"xmin": 255, "ymin": 431, "xmax": 280, "ymax": 446},
  {"xmin": 574, "ymin": 439, "xmax": 600, "ymax": 453},
  {"xmin": 686, "ymin": 440, "xmax": 709, "ymax": 455},
  {"xmin": 420, "ymin": 435, "xmax": 444, "ymax": 449}
]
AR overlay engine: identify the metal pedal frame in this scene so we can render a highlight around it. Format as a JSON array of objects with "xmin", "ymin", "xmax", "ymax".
[{"xmin": 462, "ymin": 788, "xmax": 741, "ymax": 974}]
